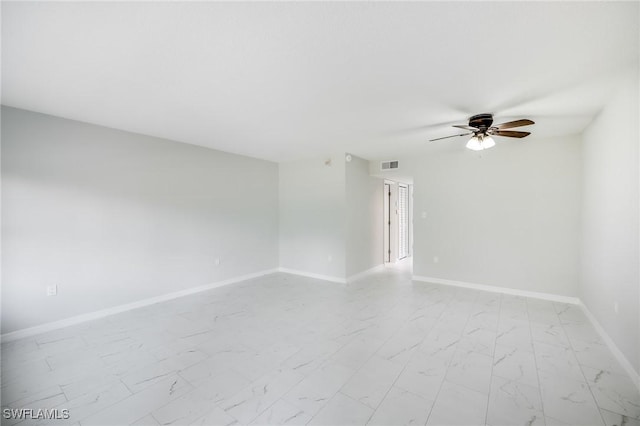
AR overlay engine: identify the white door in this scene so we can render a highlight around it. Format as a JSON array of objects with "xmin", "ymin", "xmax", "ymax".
[
  {"xmin": 398, "ymin": 184, "xmax": 409, "ymax": 259},
  {"xmin": 384, "ymin": 183, "xmax": 391, "ymax": 263}
]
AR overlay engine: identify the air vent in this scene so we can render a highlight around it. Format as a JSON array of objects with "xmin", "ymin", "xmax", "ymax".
[{"xmin": 380, "ymin": 160, "xmax": 399, "ymax": 171}]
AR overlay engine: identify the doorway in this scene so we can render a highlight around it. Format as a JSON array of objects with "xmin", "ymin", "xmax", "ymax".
[
  {"xmin": 398, "ymin": 183, "xmax": 409, "ymax": 259},
  {"xmin": 384, "ymin": 183, "xmax": 391, "ymax": 263},
  {"xmin": 383, "ymin": 180, "xmax": 412, "ymax": 264}
]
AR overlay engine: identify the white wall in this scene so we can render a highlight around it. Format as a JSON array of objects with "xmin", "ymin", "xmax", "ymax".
[
  {"xmin": 279, "ymin": 154, "xmax": 384, "ymax": 280},
  {"xmin": 580, "ymin": 67, "xmax": 639, "ymax": 374},
  {"xmin": 389, "ymin": 134, "xmax": 582, "ymax": 297},
  {"xmin": 279, "ymin": 156, "xmax": 346, "ymax": 279},
  {"xmin": 346, "ymin": 155, "xmax": 384, "ymax": 277},
  {"xmin": 1, "ymin": 107, "xmax": 279, "ymax": 334}
]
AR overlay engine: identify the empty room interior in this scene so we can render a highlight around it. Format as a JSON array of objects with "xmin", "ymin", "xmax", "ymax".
[{"xmin": 1, "ymin": 2, "xmax": 639, "ymax": 426}]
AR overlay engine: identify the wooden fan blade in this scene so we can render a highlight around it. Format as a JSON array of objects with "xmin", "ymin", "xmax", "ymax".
[
  {"xmin": 495, "ymin": 119, "xmax": 535, "ymax": 129},
  {"xmin": 492, "ymin": 130, "xmax": 531, "ymax": 138},
  {"xmin": 429, "ymin": 132, "xmax": 473, "ymax": 142},
  {"xmin": 452, "ymin": 124, "xmax": 477, "ymax": 131}
]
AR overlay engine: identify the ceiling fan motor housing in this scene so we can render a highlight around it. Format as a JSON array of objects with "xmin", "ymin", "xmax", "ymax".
[{"xmin": 469, "ymin": 113, "xmax": 494, "ymax": 131}]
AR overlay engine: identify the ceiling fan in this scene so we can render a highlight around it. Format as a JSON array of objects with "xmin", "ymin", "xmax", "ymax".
[{"xmin": 429, "ymin": 113, "xmax": 534, "ymax": 151}]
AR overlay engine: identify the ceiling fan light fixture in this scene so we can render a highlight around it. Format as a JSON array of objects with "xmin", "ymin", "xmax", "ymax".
[
  {"xmin": 483, "ymin": 135, "xmax": 495, "ymax": 149},
  {"xmin": 466, "ymin": 134, "xmax": 495, "ymax": 151},
  {"xmin": 466, "ymin": 136, "xmax": 483, "ymax": 151}
]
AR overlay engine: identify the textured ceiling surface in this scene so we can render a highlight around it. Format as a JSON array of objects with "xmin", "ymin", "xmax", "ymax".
[{"xmin": 3, "ymin": 2, "xmax": 638, "ymax": 161}]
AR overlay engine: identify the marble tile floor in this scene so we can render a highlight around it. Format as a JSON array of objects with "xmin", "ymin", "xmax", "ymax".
[{"xmin": 2, "ymin": 268, "xmax": 639, "ymax": 426}]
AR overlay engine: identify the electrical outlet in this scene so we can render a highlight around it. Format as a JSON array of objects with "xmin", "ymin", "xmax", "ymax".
[
  {"xmin": 47, "ymin": 285, "xmax": 57, "ymax": 296},
  {"xmin": 433, "ymin": 256, "xmax": 439, "ymax": 264},
  {"xmin": 214, "ymin": 258, "xmax": 221, "ymax": 266},
  {"xmin": 421, "ymin": 211, "xmax": 427, "ymax": 219}
]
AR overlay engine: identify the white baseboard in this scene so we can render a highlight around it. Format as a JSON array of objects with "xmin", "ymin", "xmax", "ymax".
[
  {"xmin": 412, "ymin": 275, "xmax": 580, "ymax": 305},
  {"xmin": 277, "ymin": 267, "xmax": 346, "ymax": 284},
  {"xmin": 578, "ymin": 301, "xmax": 640, "ymax": 392},
  {"xmin": 277, "ymin": 265, "xmax": 386, "ymax": 284},
  {"xmin": 346, "ymin": 264, "xmax": 385, "ymax": 283},
  {"xmin": 1, "ymin": 268, "xmax": 278, "ymax": 343}
]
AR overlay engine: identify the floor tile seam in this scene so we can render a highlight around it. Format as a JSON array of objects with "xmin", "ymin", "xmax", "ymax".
[
  {"xmin": 119, "ymin": 372, "xmax": 151, "ymax": 395},
  {"xmin": 221, "ymin": 378, "xmax": 297, "ymax": 425},
  {"xmin": 312, "ymin": 331, "xmax": 363, "ymax": 371},
  {"xmin": 43, "ymin": 356, "xmax": 55, "ymax": 373},
  {"xmin": 350, "ymin": 302, "xmax": 436, "ymax": 425},
  {"xmin": 119, "ymin": 366, "xmax": 179, "ymax": 394},
  {"xmin": 287, "ymin": 365, "xmax": 362, "ymax": 426},
  {"xmin": 211, "ymin": 378, "xmax": 268, "ymax": 426},
  {"xmin": 337, "ymin": 390, "xmax": 377, "ymax": 419},
  {"xmin": 388, "ymin": 384, "xmax": 434, "ymax": 404},
  {"xmin": 174, "ymin": 350, "xmax": 308, "ymax": 422},
  {"xmin": 130, "ymin": 413, "xmax": 156, "ymax": 425},
  {"xmin": 529, "ymin": 332, "xmax": 571, "ymax": 350},
  {"xmin": 280, "ymin": 320, "xmax": 352, "ymax": 368},
  {"xmin": 562, "ymin": 324, "xmax": 631, "ymax": 376},
  {"xmin": 490, "ymin": 371, "xmax": 538, "ymax": 389},
  {"xmin": 66, "ymin": 377, "xmax": 147, "ymax": 425},
  {"xmin": 440, "ymin": 378, "xmax": 491, "ymax": 399},
  {"xmin": 59, "ymin": 380, "xmax": 135, "ymax": 425},
  {"xmin": 358, "ymin": 303, "xmax": 425, "ymax": 372},
  {"xmin": 524, "ymin": 297, "xmax": 549, "ymax": 424},
  {"xmin": 576, "ymin": 356, "xmax": 630, "ymax": 379},
  {"xmin": 558, "ymin": 307, "xmax": 608, "ymax": 425},
  {"xmin": 27, "ymin": 383, "xmax": 71, "ymax": 408},
  {"xmin": 577, "ymin": 355, "xmax": 632, "ymax": 422},
  {"xmin": 483, "ymin": 294, "xmax": 504, "ymax": 426},
  {"xmin": 231, "ymin": 359, "xmax": 280, "ymax": 385},
  {"xmin": 0, "ymin": 378, "xmax": 60, "ymax": 407},
  {"xmin": 423, "ymin": 292, "xmax": 477, "ymax": 426},
  {"xmin": 241, "ymin": 357, "xmax": 350, "ymax": 426},
  {"xmin": 149, "ymin": 404, "xmax": 189, "ymax": 426},
  {"xmin": 332, "ymin": 310, "xmax": 419, "ymax": 406},
  {"xmin": 600, "ymin": 408, "xmax": 640, "ymax": 424},
  {"xmin": 2, "ymin": 360, "xmax": 55, "ymax": 386},
  {"xmin": 362, "ymin": 346, "xmax": 427, "ymax": 426},
  {"xmin": 3, "ymin": 385, "xmax": 69, "ymax": 419}
]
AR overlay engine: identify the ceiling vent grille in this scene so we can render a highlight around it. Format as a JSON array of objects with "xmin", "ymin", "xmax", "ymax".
[{"xmin": 380, "ymin": 160, "xmax": 399, "ymax": 171}]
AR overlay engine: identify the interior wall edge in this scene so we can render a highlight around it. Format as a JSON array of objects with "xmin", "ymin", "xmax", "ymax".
[
  {"xmin": 412, "ymin": 275, "xmax": 579, "ymax": 305},
  {"xmin": 0, "ymin": 268, "xmax": 278, "ymax": 343},
  {"xmin": 579, "ymin": 301, "xmax": 640, "ymax": 392},
  {"xmin": 1, "ymin": 264, "xmax": 391, "ymax": 342},
  {"xmin": 578, "ymin": 65, "xmax": 640, "ymax": 376},
  {"xmin": 414, "ymin": 273, "xmax": 640, "ymax": 391},
  {"xmin": 276, "ymin": 267, "xmax": 346, "ymax": 284},
  {"xmin": 345, "ymin": 264, "xmax": 385, "ymax": 283}
]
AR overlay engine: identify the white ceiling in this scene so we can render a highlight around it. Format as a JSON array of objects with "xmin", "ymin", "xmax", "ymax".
[{"xmin": 2, "ymin": 1, "xmax": 638, "ymax": 162}]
